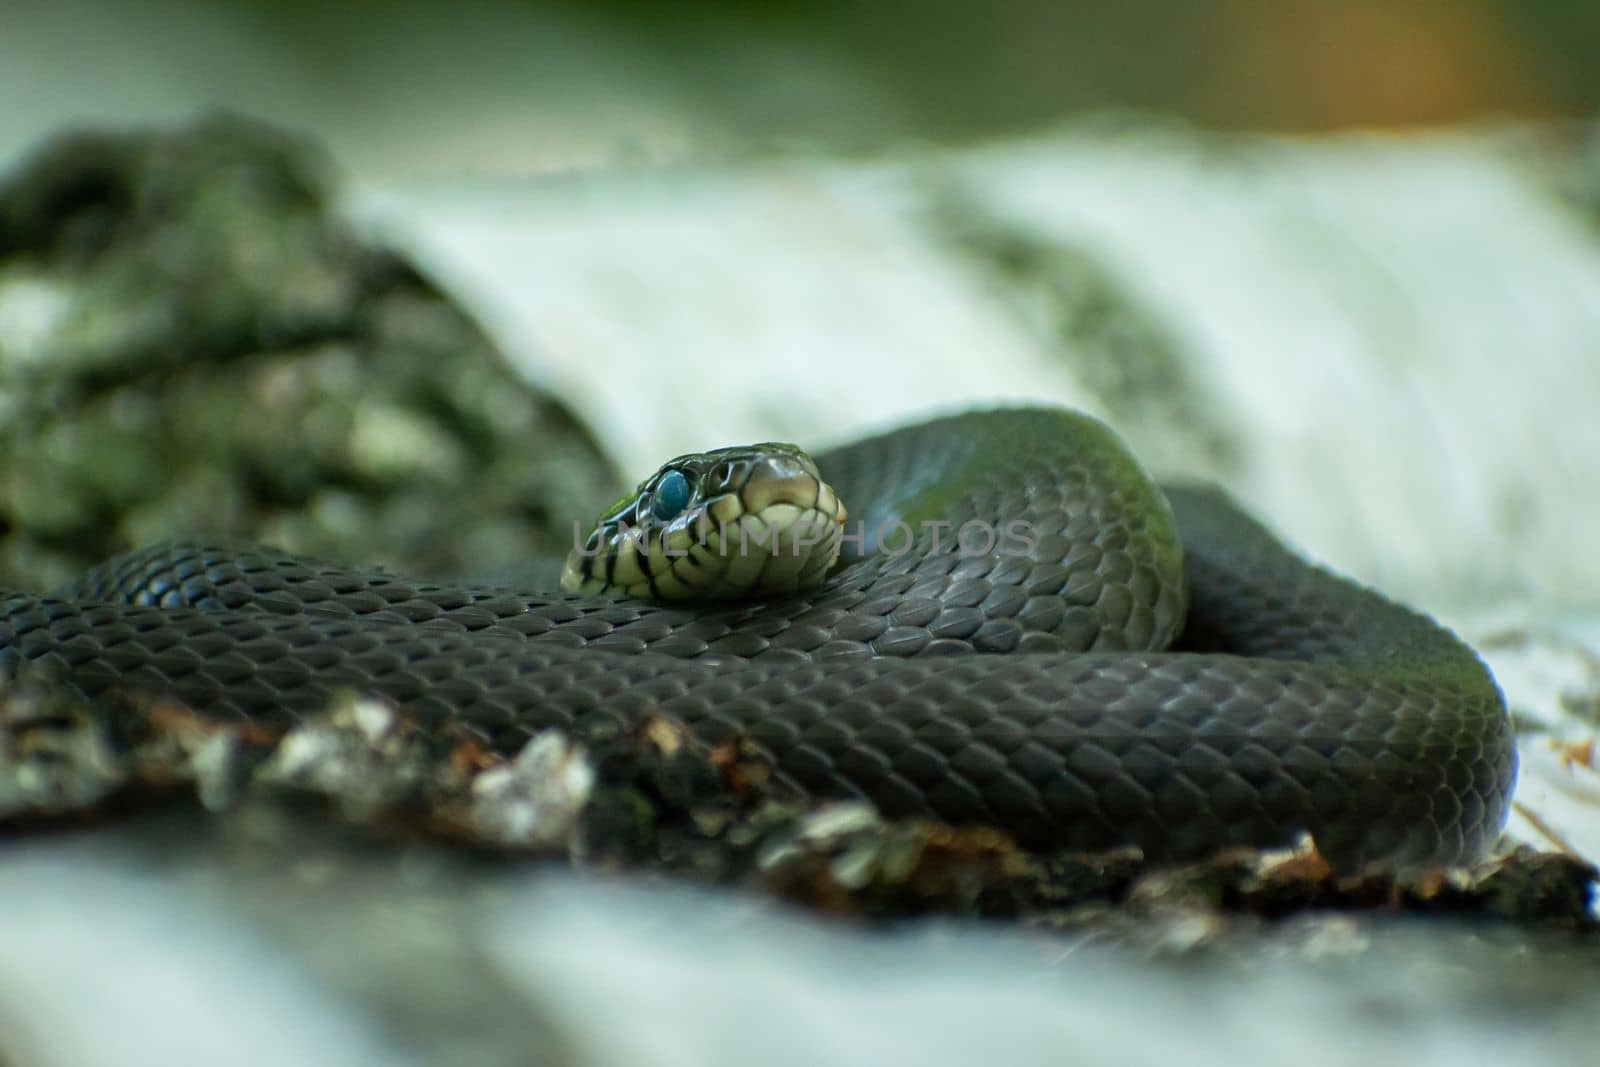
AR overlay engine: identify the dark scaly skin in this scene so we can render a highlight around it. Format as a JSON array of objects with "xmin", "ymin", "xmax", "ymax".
[{"xmin": 0, "ymin": 409, "xmax": 1515, "ymax": 872}]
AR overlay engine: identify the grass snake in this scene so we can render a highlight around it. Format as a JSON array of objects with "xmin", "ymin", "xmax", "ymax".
[{"xmin": 0, "ymin": 408, "xmax": 1515, "ymax": 871}]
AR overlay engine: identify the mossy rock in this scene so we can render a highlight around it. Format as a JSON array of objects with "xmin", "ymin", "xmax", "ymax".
[{"xmin": 0, "ymin": 114, "xmax": 619, "ymax": 589}]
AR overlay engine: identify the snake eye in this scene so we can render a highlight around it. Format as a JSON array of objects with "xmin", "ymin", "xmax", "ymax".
[{"xmin": 651, "ymin": 470, "xmax": 691, "ymax": 522}]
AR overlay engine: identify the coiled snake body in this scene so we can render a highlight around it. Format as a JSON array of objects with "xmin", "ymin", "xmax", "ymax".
[{"xmin": 0, "ymin": 409, "xmax": 1515, "ymax": 871}]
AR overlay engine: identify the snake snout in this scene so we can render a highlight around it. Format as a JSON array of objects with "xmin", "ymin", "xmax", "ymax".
[
  {"xmin": 739, "ymin": 454, "xmax": 817, "ymax": 511},
  {"xmin": 738, "ymin": 454, "xmax": 846, "ymax": 529}
]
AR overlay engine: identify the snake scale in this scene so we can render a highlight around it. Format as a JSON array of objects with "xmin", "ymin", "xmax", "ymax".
[{"xmin": 0, "ymin": 408, "xmax": 1515, "ymax": 872}]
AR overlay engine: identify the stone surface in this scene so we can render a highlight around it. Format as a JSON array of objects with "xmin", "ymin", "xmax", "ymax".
[{"xmin": 3, "ymin": 815, "xmax": 1598, "ymax": 1067}]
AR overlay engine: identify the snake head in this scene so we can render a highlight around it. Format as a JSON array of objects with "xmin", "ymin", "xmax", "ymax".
[{"xmin": 560, "ymin": 442, "xmax": 847, "ymax": 601}]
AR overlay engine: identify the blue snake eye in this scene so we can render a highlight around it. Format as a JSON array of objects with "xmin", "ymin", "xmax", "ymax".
[{"xmin": 651, "ymin": 470, "xmax": 691, "ymax": 522}]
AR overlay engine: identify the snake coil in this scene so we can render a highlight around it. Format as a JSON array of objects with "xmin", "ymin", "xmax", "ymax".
[{"xmin": 0, "ymin": 409, "xmax": 1515, "ymax": 871}]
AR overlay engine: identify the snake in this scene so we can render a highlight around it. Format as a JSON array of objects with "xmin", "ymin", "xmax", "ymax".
[{"xmin": 0, "ymin": 407, "xmax": 1515, "ymax": 872}]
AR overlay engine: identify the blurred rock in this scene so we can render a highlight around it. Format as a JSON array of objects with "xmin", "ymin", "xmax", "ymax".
[{"xmin": 0, "ymin": 114, "xmax": 618, "ymax": 591}]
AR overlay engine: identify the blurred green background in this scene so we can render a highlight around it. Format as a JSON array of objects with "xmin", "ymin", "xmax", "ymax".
[{"xmin": 2, "ymin": 0, "xmax": 1596, "ymax": 178}]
